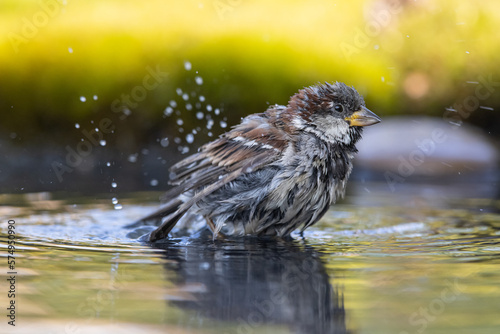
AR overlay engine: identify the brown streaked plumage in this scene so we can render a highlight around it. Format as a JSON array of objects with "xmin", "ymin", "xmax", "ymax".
[{"xmin": 137, "ymin": 82, "xmax": 381, "ymax": 242}]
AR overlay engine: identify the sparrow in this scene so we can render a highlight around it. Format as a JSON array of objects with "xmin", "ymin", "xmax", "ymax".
[{"xmin": 139, "ymin": 82, "xmax": 381, "ymax": 242}]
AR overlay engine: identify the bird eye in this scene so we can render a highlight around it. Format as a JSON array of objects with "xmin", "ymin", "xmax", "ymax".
[{"xmin": 334, "ymin": 104, "xmax": 343, "ymax": 112}]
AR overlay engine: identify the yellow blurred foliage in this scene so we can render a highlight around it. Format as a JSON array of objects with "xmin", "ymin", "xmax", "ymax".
[{"xmin": 0, "ymin": 0, "xmax": 499, "ymax": 138}]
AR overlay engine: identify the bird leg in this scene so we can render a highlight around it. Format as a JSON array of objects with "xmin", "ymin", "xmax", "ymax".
[{"xmin": 206, "ymin": 217, "xmax": 227, "ymax": 241}]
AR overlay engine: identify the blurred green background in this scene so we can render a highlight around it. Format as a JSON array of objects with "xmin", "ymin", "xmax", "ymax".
[{"xmin": 0, "ymin": 0, "xmax": 499, "ymax": 193}]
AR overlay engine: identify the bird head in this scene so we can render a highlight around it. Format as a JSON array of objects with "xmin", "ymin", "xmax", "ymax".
[{"xmin": 287, "ymin": 82, "xmax": 381, "ymax": 146}]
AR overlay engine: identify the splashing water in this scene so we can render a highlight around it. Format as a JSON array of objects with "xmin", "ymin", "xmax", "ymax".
[
  {"xmin": 164, "ymin": 107, "xmax": 174, "ymax": 116},
  {"xmin": 160, "ymin": 138, "xmax": 169, "ymax": 147},
  {"xmin": 159, "ymin": 61, "xmax": 228, "ymax": 158},
  {"xmin": 128, "ymin": 154, "xmax": 138, "ymax": 163}
]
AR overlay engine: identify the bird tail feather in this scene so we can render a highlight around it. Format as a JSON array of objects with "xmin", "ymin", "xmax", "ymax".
[{"xmin": 131, "ymin": 198, "xmax": 190, "ymax": 242}]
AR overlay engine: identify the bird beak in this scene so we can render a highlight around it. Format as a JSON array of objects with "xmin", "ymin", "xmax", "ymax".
[{"xmin": 345, "ymin": 106, "xmax": 381, "ymax": 127}]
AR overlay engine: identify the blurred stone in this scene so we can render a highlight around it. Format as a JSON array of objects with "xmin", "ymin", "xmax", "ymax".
[
  {"xmin": 350, "ymin": 116, "xmax": 499, "ymax": 200},
  {"xmin": 356, "ymin": 116, "xmax": 498, "ymax": 176}
]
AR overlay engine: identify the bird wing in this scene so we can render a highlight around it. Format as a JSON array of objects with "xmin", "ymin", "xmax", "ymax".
[{"xmin": 145, "ymin": 108, "xmax": 290, "ymax": 241}]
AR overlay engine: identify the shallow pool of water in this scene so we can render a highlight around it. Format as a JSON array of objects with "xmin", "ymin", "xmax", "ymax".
[{"xmin": 1, "ymin": 185, "xmax": 500, "ymax": 333}]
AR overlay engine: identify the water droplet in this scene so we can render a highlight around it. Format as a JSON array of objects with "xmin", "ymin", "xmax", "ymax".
[
  {"xmin": 141, "ymin": 148, "xmax": 149, "ymax": 155},
  {"xmin": 196, "ymin": 112, "xmax": 204, "ymax": 119},
  {"xmin": 177, "ymin": 119, "xmax": 184, "ymax": 126},
  {"xmin": 164, "ymin": 106, "xmax": 174, "ymax": 116},
  {"xmin": 111, "ymin": 182, "xmax": 117, "ymax": 188},
  {"xmin": 112, "ymin": 197, "xmax": 118, "ymax": 204},
  {"xmin": 114, "ymin": 204, "xmax": 123, "ymax": 210},
  {"xmin": 150, "ymin": 179, "xmax": 159, "ymax": 186},
  {"xmin": 479, "ymin": 106, "xmax": 494, "ymax": 111},
  {"xmin": 206, "ymin": 105, "xmax": 212, "ymax": 112},
  {"xmin": 186, "ymin": 133, "xmax": 194, "ymax": 143},
  {"xmin": 128, "ymin": 153, "xmax": 138, "ymax": 163},
  {"xmin": 80, "ymin": 96, "xmax": 86, "ymax": 102},
  {"xmin": 195, "ymin": 76, "xmax": 203, "ymax": 85},
  {"xmin": 93, "ymin": 95, "xmax": 98, "ymax": 100},
  {"xmin": 68, "ymin": 47, "xmax": 73, "ymax": 53},
  {"xmin": 186, "ymin": 103, "xmax": 192, "ymax": 110},
  {"xmin": 207, "ymin": 119, "xmax": 214, "ymax": 129},
  {"xmin": 174, "ymin": 137, "xmax": 181, "ymax": 144},
  {"xmin": 182, "ymin": 93, "xmax": 189, "ymax": 101},
  {"xmin": 199, "ymin": 95, "xmax": 205, "ymax": 102},
  {"xmin": 208, "ymin": 132, "xmax": 213, "ymax": 137},
  {"xmin": 374, "ymin": 45, "xmax": 379, "ymax": 50},
  {"xmin": 99, "ymin": 140, "xmax": 106, "ymax": 146},
  {"xmin": 184, "ymin": 61, "xmax": 192, "ymax": 71},
  {"xmin": 176, "ymin": 88, "xmax": 183, "ymax": 95},
  {"xmin": 220, "ymin": 121, "xmax": 227, "ymax": 128},
  {"xmin": 160, "ymin": 137, "xmax": 169, "ymax": 147},
  {"xmin": 170, "ymin": 100, "xmax": 177, "ymax": 108},
  {"xmin": 106, "ymin": 162, "xmax": 111, "ymax": 167},
  {"xmin": 214, "ymin": 108, "xmax": 220, "ymax": 115},
  {"xmin": 75, "ymin": 123, "xmax": 80, "ymax": 129}
]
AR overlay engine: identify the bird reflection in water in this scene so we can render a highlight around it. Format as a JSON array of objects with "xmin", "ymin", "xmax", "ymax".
[{"xmin": 152, "ymin": 232, "xmax": 350, "ymax": 334}]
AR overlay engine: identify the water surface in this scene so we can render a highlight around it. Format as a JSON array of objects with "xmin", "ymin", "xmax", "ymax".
[{"xmin": 1, "ymin": 185, "xmax": 499, "ymax": 333}]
